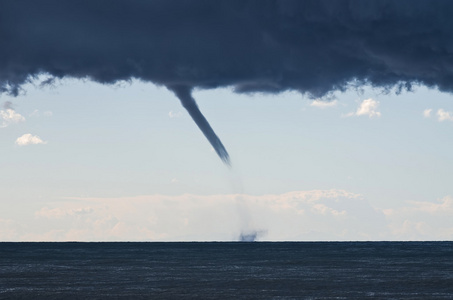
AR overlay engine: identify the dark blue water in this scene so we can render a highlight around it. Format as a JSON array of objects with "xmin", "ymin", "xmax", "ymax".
[{"xmin": 1, "ymin": 242, "xmax": 452, "ymax": 299}]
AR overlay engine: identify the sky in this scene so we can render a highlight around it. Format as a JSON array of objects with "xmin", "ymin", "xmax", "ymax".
[
  {"xmin": 1, "ymin": 0, "xmax": 453, "ymax": 241},
  {"xmin": 1, "ymin": 79, "xmax": 453, "ymax": 241}
]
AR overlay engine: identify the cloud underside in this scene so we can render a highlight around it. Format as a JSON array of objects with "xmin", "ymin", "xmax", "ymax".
[
  {"xmin": 1, "ymin": 190, "xmax": 452, "ymax": 241},
  {"xmin": 2, "ymin": 0, "xmax": 453, "ymax": 98}
]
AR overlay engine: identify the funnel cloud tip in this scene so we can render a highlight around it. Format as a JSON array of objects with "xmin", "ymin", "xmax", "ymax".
[{"xmin": 168, "ymin": 85, "xmax": 231, "ymax": 166}]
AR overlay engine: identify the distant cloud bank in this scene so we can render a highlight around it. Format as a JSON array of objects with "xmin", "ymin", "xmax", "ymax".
[{"xmin": 1, "ymin": 190, "xmax": 451, "ymax": 241}]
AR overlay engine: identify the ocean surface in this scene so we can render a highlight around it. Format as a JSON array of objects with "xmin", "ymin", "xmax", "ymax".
[{"xmin": 0, "ymin": 242, "xmax": 452, "ymax": 299}]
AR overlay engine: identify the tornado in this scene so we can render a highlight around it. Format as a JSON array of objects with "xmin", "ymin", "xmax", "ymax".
[{"xmin": 169, "ymin": 85, "xmax": 231, "ymax": 166}]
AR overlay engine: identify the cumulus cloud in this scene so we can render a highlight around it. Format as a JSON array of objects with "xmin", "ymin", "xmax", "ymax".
[
  {"xmin": 310, "ymin": 100, "xmax": 338, "ymax": 108},
  {"xmin": 15, "ymin": 133, "xmax": 47, "ymax": 146},
  {"xmin": 1, "ymin": 102, "xmax": 25, "ymax": 128},
  {"xmin": 356, "ymin": 99, "xmax": 381, "ymax": 118},
  {"xmin": 345, "ymin": 98, "xmax": 381, "ymax": 118},
  {"xmin": 437, "ymin": 109, "xmax": 453, "ymax": 122}
]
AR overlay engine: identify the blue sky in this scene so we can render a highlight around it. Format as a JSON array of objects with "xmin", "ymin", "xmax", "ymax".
[{"xmin": 1, "ymin": 78, "xmax": 453, "ymax": 241}]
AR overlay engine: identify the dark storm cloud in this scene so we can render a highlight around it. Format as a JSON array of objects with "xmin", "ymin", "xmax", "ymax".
[{"xmin": 2, "ymin": 0, "xmax": 453, "ymax": 163}]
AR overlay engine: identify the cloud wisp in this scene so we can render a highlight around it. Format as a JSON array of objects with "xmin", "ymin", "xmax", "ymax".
[
  {"xmin": 423, "ymin": 109, "xmax": 432, "ymax": 118},
  {"xmin": 2, "ymin": 0, "xmax": 453, "ymax": 162},
  {"xmin": 29, "ymin": 109, "xmax": 53, "ymax": 118},
  {"xmin": 168, "ymin": 111, "xmax": 183, "ymax": 119},
  {"xmin": 310, "ymin": 100, "xmax": 338, "ymax": 109}
]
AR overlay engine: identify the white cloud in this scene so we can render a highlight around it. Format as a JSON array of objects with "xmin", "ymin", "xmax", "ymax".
[
  {"xmin": 423, "ymin": 108, "xmax": 432, "ymax": 118},
  {"xmin": 356, "ymin": 98, "xmax": 381, "ymax": 117},
  {"xmin": 15, "ymin": 133, "xmax": 47, "ymax": 146},
  {"xmin": 168, "ymin": 110, "xmax": 183, "ymax": 118},
  {"xmin": 310, "ymin": 99, "xmax": 338, "ymax": 108},
  {"xmin": 1, "ymin": 108, "xmax": 25, "ymax": 128},
  {"xmin": 43, "ymin": 111, "xmax": 53, "ymax": 117},
  {"xmin": 437, "ymin": 108, "xmax": 453, "ymax": 122},
  {"xmin": 346, "ymin": 98, "xmax": 381, "ymax": 118}
]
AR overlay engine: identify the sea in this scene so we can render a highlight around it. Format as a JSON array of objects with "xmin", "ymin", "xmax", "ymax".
[{"xmin": 0, "ymin": 242, "xmax": 452, "ymax": 299}]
